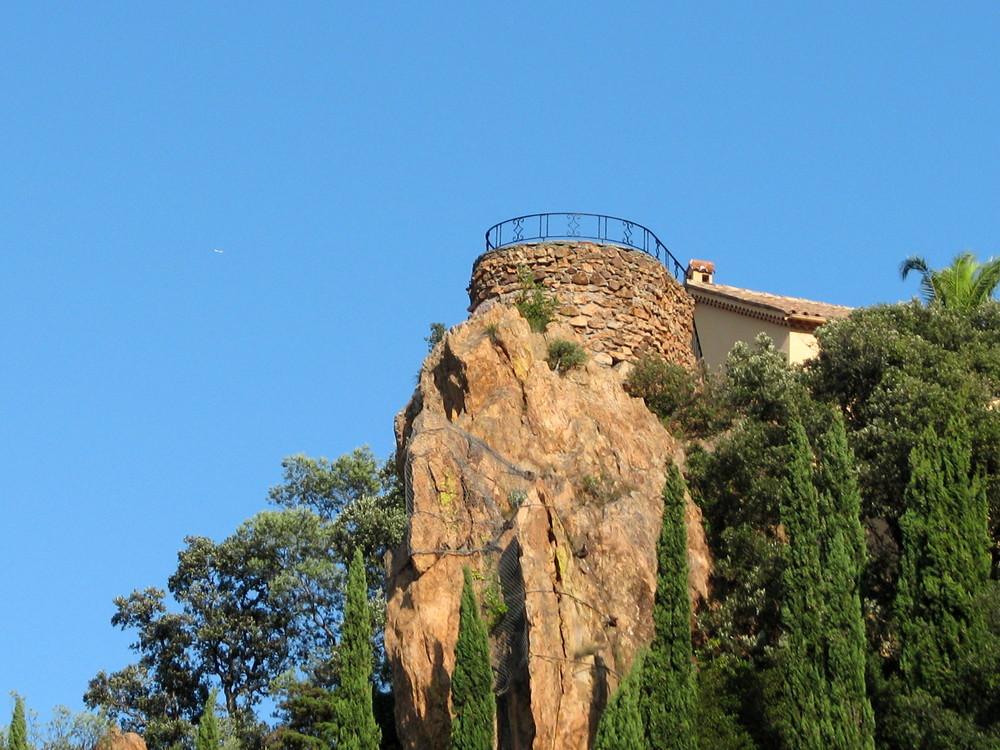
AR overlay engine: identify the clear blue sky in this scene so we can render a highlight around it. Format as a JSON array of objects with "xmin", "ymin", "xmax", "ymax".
[{"xmin": 3, "ymin": 1, "xmax": 999, "ymax": 721}]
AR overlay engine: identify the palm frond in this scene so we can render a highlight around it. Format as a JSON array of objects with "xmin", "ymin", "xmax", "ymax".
[{"xmin": 900, "ymin": 255, "xmax": 937, "ymax": 304}]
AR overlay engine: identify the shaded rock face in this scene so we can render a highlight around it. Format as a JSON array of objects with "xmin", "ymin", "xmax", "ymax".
[{"xmin": 385, "ymin": 304, "xmax": 710, "ymax": 750}]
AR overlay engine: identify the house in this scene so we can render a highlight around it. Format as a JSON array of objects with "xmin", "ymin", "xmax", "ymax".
[{"xmin": 684, "ymin": 260, "xmax": 852, "ymax": 370}]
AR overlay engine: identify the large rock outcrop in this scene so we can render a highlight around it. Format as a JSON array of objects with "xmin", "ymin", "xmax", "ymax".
[{"xmin": 385, "ymin": 301, "xmax": 709, "ymax": 750}]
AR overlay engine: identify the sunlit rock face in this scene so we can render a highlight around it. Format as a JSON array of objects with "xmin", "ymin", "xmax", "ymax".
[{"xmin": 385, "ymin": 246, "xmax": 708, "ymax": 750}]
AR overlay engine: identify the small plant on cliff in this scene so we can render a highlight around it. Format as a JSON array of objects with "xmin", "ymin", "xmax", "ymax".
[
  {"xmin": 514, "ymin": 266, "xmax": 559, "ymax": 332},
  {"xmin": 546, "ymin": 339, "xmax": 586, "ymax": 374},
  {"xmin": 471, "ymin": 564, "xmax": 509, "ymax": 633},
  {"xmin": 579, "ymin": 472, "xmax": 634, "ymax": 506},
  {"xmin": 425, "ymin": 322, "xmax": 446, "ymax": 352},
  {"xmin": 450, "ymin": 568, "xmax": 496, "ymax": 750}
]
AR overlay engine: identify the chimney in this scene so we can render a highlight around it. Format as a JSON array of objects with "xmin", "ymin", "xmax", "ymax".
[{"xmin": 686, "ymin": 259, "xmax": 715, "ymax": 284}]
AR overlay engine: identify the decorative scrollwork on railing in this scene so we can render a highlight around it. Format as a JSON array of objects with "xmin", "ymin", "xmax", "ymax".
[{"xmin": 484, "ymin": 212, "xmax": 684, "ymax": 279}]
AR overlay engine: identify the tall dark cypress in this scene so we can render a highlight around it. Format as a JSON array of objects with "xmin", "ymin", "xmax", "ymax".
[
  {"xmin": 775, "ymin": 415, "xmax": 831, "ymax": 749},
  {"xmin": 336, "ymin": 548, "xmax": 381, "ymax": 750},
  {"xmin": 640, "ymin": 463, "xmax": 696, "ymax": 750},
  {"xmin": 895, "ymin": 421, "xmax": 991, "ymax": 701},
  {"xmin": 814, "ymin": 414, "xmax": 876, "ymax": 750},
  {"xmin": 449, "ymin": 567, "xmax": 496, "ymax": 750}
]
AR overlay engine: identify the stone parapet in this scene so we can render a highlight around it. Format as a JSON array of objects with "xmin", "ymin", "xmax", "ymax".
[{"xmin": 468, "ymin": 241, "xmax": 697, "ymax": 368}]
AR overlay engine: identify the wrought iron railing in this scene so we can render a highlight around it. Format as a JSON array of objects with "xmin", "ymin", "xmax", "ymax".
[{"xmin": 484, "ymin": 212, "xmax": 685, "ymax": 279}]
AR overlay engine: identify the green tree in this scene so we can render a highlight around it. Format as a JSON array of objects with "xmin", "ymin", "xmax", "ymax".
[
  {"xmin": 449, "ymin": 568, "xmax": 495, "ymax": 750},
  {"xmin": 425, "ymin": 322, "xmax": 447, "ymax": 351},
  {"xmin": 84, "ymin": 591, "xmax": 205, "ymax": 749},
  {"xmin": 813, "ymin": 416, "xmax": 876, "ymax": 750},
  {"xmin": 807, "ymin": 303, "xmax": 1000, "ymax": 618},
  {"xmin": 595, "ymin": 655, "xmax": 646, "ymax": 750},
  {"xmin": 774, "ymin": 416, "xmax": 831, "ymax": 749},
  {"xmin": 34, "ymin": 706, "xmax": 113, "ymax": 750},
  {"xmin": 640, "ymin": 464, "xmax": 696, "ymax": 750},
  {"xmin": 334, "ymin": 549, "xmax": 381, "ymax": 750},
  {"xmin": 194, "ymin": 692, "xmax": 220, "ymax": 750},
  {"xmin": 9, "ymin": 696, "xmax": 29, "ymax": 750},
  {"xmin": 169, "ymin": 532, "xmax": 296, "ymax": 720},
  {"xmin": 900, "ymin": 252, "xmax": 1000, "ymax": 310},
  {"xmin": 88, "ymin": 448, "xmax": 406, "ymax": 750},
  {"xmin": 770, "ymin": 413, "xmax": 876, "ymax": 750},
  {"xmin": 272, "ymin": 685, "xmax": 336, "ymax": 750},
  {"xmin": 895, "ymin": 421, "xmax": 991, "ymax": 701}
]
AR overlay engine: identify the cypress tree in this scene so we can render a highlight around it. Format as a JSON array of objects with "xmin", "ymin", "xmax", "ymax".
[
  {"xmin": 449, "ymin": 567, "xmax": 496, "ymax": 750},
  {"xmin": 895, "ymin": 421, "xmax": 991, "ymax": 702},
  {"xmin": 640, "ymin": 463, "xmax": 696, "ymax": 750},
  {"xmin": 336, "ymin": 548, "xmax": 381, "ymax": 750},
  {"xmin": 195, "ymin": 691, "xmax": 220, "ymax": 750},
  {"xmin": 814, "ymin": 415, "xmax": 875, "ymax": 750},
  {"xmin": 595, "ymin": 653, "xmax": 646, "ymax": 750},
  {"xmin": 776, "ymin": 413, "xmax": 878, "ymax": 749},
  {"xmin": 775, "ymin": 415, "xmax": 831, "ymax": 749},
  {"xmin": 9, "ymin": 696, "xmax": 28, "ymax": 750}
]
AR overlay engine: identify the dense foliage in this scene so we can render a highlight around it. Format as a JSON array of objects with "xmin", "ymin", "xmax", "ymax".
[
  {"xmin": 84, "ymin": 447, "xmax": 405, "ymax": 750},
  {"xmin": 678, "ymin": 301, "xmax": 1000, "ymax": 748}
]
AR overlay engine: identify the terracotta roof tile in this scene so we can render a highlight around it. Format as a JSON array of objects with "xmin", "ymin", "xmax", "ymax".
[{"xmin": 686, "ymin": 280, "xmax": 853, "ymax": 320}]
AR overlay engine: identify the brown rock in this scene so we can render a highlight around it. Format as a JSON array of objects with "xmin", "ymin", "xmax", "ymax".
[
  {"xmin": 96, "ymin": 729, "xmax": 147, "ymax": 750},
  {"xmin": 386, "ymin": 304, "xmax": 709, "ymax": 750}
]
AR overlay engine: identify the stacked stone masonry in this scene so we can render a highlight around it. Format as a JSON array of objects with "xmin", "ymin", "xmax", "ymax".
[{"xmin": 468, "ymin": 241, "xmax": 698, "ymax": 369}]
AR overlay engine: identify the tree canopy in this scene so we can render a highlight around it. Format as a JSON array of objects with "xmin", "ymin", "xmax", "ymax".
[{"xmin": 85, "ymin": 447, "xmax": 405, "ymax": 750}]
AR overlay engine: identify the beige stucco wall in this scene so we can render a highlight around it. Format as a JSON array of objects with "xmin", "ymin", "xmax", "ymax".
[
  {"xmin": 787, "ymin": 329, "xmax": 821, "ymax": 364},
  {"xmin": 693, "ymin": 303, "xmax": 805, "ymax": 370}
]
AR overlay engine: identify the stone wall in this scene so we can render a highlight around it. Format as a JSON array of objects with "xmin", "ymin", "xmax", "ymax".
[{"xmin": 468, "ymin": 241, "xmax": 697, "ymax": 369}]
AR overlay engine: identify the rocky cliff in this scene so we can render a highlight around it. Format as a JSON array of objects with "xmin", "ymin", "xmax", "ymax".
[{"xmin": 385, "ymin": 291, "xmax": 710, "ymax": 749}]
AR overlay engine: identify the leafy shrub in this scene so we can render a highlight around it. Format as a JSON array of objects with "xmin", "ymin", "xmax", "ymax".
[
  {"xmin": 424, "ymin": 322, "xmax": 446, "ymax": 352},
  {"xmin": 470, "ymin": 565, "xmax": 508, "ymax": 633},
  {"xmin": 625, "ymin": 355, "xmax": 729, "ymax": 437},
  {"xmin": 514, "ymin": 266, "xmax": 559, "ymax": 332},
  {"xmin": 547, "ymin": 339, "xmax": 586, "ymax": 374},
  {"xmin": 507, "ymin": 489, "xmax": 527, "ymax": 508}
]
